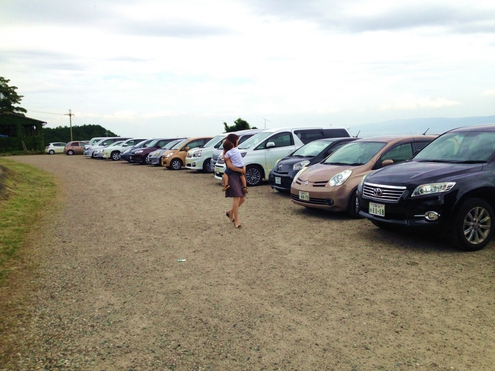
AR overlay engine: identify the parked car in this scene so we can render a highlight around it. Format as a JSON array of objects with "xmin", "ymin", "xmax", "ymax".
[
  {"xmin": 84, "ymin": 137, "xmax": 131, "ymax": 158},
  {"xmin": 84, "ymin": 137, "xmax": 108, "ymax": 151},
  {"xmin": 161, "ymin": 137, "xmax": 213, "ymax": 170},
  {"xmin": 290, "ymin": 135, "xmax": 436, "ymax": 218},
  {"xmin": 211, "ymin": 129, "xmax": 265, "ymax": 172},
  {"xmin": 45, "ymin": 142, "xmax": 67, "ymax": 154},
  {"xmin": 121, "ymin": 139, "xmax": 154, "ymax": 162},
  {"xmin": 357, "ymin": 124, "xmax": 495, "ymax": 251},
  {"xmin": 214, "ymin": 127, "xmax": 351, "ymax": 186},
  {"xmin": 102, "ymin": 138, "xmax": 148, "ymax": 161},
  {"xmin": 185, "ymin": 134, "xmax": 227, "ymax": 172},
  {"xmin": 129, "ymin": 137, "xmax": 183, "ymax": 164},
  {"xmin": 64, "ymin": 141, "xmax": 88, "ymax": 155},
  {"xmin": 269, "ymin": 137, "xmax": 358, "ymax": 192},
  {"xmin": 147, "ymin": 140, "xmax": 183, "ymax": 166}
]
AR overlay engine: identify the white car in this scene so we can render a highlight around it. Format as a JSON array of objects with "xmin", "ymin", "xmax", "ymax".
[
  {"xmin": 45, "ymin": 142, "xmax": 67, "ymax": 154},
  {"xmin": 102, "ymin": 138, "xmax": 148, "ymax": 161},
  {"xmin": 84, "ymin": 137, "xmax": 131, "ymax": 158},
  {"xmin": 214, "ymin": 127, "xmax": 351, "ymax": 186},
  {"xmin": 185, "ymin": 134, "xmax": 226, "ymax": 172}
]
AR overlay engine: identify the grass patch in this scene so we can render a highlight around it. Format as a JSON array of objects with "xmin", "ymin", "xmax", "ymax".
[
  {"xmin": 0, "ymin": 158, "xmax": 60, "ymax": 368},
  {"xmin": 0, "ymin": 158, "xmax": 58, "ymax": 286}
]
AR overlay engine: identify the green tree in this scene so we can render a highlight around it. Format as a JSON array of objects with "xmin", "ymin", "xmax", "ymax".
[
  {"xmin": 43, "ymin": 124, "xmax": 118, "ymax": 143},
  {"xmin": 0, "ymin": 77, "xmax": 27, "ymax": 115},
  {"xmin": 223, "ymin": 117, "xmax": 257, "ymax": 132}
]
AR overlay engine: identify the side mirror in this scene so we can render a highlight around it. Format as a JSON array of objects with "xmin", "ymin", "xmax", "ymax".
[
  {"xmin": 266, "ymin": 141, "xmax": 275, "ymax": 148},
  {"xmin": 183, "ymin": 146, "xmax": 190, "ymax": 151}
]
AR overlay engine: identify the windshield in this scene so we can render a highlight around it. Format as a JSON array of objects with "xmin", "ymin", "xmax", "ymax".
[
  {"xmin": 136, "ymin": 139, "xmax": 152, "ymax": 148},
  {"xmin": 292, "ymin": 140, "xmax": 333, "ymax": 157},
  {"xmin": 111, "ymin": 141, "xmax": 123, "ymax": 147},
  {"xmin": 203, "ymin": 135, "xmax": 226, "ymax": 148},
  {"xmin": 171, "ymin": 139, "xmax": 188, "ymax": 150},
  {"xmin": 164, "ymin": 140, "xmax": 180, "ymax": 149},
  {"xmin": 239, "ymin": 132, "xmax": 274, "ymax": 149},
  {"xmin": 415, "ymin": 131, "xmax": 495, "ymax": 163},
  {"xmin": 324, "ymin": 141, "xmax": 386, "ymax": 165}
]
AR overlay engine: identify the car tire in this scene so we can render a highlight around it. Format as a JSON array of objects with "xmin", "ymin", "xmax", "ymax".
[
  {"xmin": 448, "ymin": 197, "xmax": 494, "ymax": 251},
  {"xmin": 346, "ymin": 190, "xmax": 362, "ymax": 219},
  {"xmin": 67, "ymin": 150, "xmax": 74, "ymax": 155},
  {"xmin": 245, "ymin": 165, "xmax": 263, "ymax": 186},
  {"xmin": 202, "ymin": 158, "xmax": 212, "ymax": 172},
  {"xmin": 48, "ymin": 150, "xmax": 55, "ymax": 155},
  {"xmin": 169, "ymin": 158, "xmax": 183, "ymax": 170},
  {"xmin": 111, "ymin": 151, "xmax": 121, "ymax": 161}
]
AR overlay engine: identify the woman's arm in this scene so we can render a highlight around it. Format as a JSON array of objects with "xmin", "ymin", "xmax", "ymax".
[{"xmin": 225, "ymin": 157, "xmax": 245, "ymax": 174}]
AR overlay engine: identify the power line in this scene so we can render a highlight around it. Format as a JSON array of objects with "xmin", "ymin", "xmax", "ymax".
[{"xmin": 27, "ymin": 109, "xmax": 65, "ymax": 116}]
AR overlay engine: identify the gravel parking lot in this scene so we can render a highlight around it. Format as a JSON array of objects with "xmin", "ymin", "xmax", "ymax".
[{"xmin": 4, "ymin": 154, "xmax": 495, "ymax": 370}]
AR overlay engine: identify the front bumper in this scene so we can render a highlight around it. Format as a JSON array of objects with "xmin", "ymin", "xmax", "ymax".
[
  {"xmin": 290, "ymin": 182, "xmax": 353, "ymax": 212},
  {"xmin": 269, "ymin": 170, "xmax": 298, "ymax": 191}
]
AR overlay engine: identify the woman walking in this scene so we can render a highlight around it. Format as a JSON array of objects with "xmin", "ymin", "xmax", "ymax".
[{"xmin": 224, "ymin": 133, "xmax": 246, "ymax": 229}]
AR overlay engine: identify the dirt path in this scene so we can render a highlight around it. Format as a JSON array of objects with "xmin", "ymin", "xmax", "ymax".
[{"xmin": 3, "ymin": 155, "xmax": 495, "ymax": 370}]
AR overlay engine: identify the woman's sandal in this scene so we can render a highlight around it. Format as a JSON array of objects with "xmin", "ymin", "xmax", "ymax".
[
  {"xmin": 242, "ymin": 187, "xmax": 248, "ymax": 194},
  {"xmin": 222, "ymin": 184, "xmax": 230, "ymax": 192},
  {"xmin": 225, "ymin": 211, "xmax": 235, "ymax": 222},
  {"xmin": 235, "ymin": 224, "xmax": 242, "ymax": 229}
]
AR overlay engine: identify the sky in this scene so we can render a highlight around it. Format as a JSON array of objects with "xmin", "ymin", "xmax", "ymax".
[{"xmin": 1, "ymin": 0, "xmax": 494, "ymax": 138}]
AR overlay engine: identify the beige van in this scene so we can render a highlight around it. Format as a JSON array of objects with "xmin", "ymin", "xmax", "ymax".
[{"xmin": 161, "ymin": 137, "xmax": 213, "ymax": 170}]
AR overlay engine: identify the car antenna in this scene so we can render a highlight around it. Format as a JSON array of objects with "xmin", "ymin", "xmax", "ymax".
[
  {"xmin": 423, "ymin": 128, "xmax": 429, "ymax": 135},
  {"xmin": 355, "ymin": 130, "xmax": 360, "ymax": 138}
]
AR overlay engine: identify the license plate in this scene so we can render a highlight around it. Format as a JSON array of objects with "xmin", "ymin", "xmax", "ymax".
[
  {"xmin": 275, "ymin": 177, "xmax": 281, "ymax": 185},
  {"xmin": 299, "ymin": 191, "xmax": 310, "ymax": 201},
  {"xmin": 369, "ymin": 202, "xmax": 385, "ymax": 217}
]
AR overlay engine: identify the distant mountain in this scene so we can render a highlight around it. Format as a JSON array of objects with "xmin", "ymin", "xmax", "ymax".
[{"xmin": 351, "ymin": 115, "xmax": 495, "ymax": 137}]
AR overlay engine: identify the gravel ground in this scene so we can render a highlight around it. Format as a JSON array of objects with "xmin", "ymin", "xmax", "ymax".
[{"xmin": 2, "ymin": 154, "xmax": 495, "ymax": 371}]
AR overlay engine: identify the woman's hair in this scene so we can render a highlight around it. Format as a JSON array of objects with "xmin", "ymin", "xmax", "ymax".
[
  {"xmin": 226, "ymin": 133, "xmax": 239, "ymax": 145},
  {"xmin": 223, "ymin": 139, "xmax": 234, "ymax": 153}
]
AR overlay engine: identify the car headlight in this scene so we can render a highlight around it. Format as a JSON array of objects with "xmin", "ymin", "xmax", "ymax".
[
  {"xmin": 327, "ymin": 169, "xmax": 352, "ymax": 187},
  {"xmin": 412, "ymin": 182, "xmax": 456, "ymax": 197},
  {"xmin": 135, "ymin": 150, "xmax": 144, "ymax": 154},
  {"xmin": 293, "ymin": 167, "xmax": 308, "ymax": 183},
  {"xmin": 194, "ymin": 150, "xmax": 202, "ymax": 157},
  {"xmin": 166, "ymin": 153, "xmax": 173, "ymax": 158},
  {"xmin": 293, "ymin": 160, "xmax": 310, "ymax": 171}
]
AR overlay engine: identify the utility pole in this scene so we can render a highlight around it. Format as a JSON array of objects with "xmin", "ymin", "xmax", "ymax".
[{"xmin": 65, "ymin": 109, "xmax": 74, "ymax": 141}]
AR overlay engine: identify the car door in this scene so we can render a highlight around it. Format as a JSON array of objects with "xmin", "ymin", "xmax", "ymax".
[{"xmin": 258, "ymin": 131, "xmax": 296, "ymax": 174}]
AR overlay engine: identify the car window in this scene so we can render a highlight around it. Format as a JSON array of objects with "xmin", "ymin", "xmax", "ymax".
[
  {"xmin": 185, "ymin": 139, "xmax": 205, "ymax": 150},
  {"xmin": 378, "ymin": 143, "xmax": 413, "ymax": 167},
  {"xmin": 416, "ymin": 132, "xmax": 495, "ymax": 162},
  {"xmin": 292, "ymin": 140, "xmax": 329, "ymax": 157},
  {"xmin": 256, "ymin": 132, "xmax": 293, "ymax": 149},
  {"xmin": 324, "ymin": 141, "xmax": 386, "ymax": 165},
  {"xmin": 295, "ymin": 130, "xmax": 324, "ymax": 144},
  {"xmin": 324, "ymin": 141, "xmax": 352, "ymax": 157}
]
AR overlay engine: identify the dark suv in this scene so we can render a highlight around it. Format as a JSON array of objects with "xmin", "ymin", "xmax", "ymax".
[{"xmin": 357, "ymin": 124, "xmax": 495, "ymax": 251}]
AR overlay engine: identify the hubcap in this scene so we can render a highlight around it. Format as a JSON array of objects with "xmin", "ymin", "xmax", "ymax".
[
  {"xmin": 463, "ymin": 206, "xmax": 491, "ymax": 245},
  {"xmin": 246, "ymin": 168, "xmax": 261, "ymax": 186}
]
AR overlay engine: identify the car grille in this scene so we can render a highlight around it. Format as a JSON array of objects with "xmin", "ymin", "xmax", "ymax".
[
  {"xmin": 290, "ymin": 193, "xmax": 328, "ymax": 205},
  {"xmin": 362, "ymin": 182, "xmax": 406, "ymax": 203},
  {"xmin": 294, "ymin": 179, "xmax": 327, "ymax": 187}
]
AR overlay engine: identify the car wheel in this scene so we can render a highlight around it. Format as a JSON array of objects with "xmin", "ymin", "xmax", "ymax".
[
  {"xmin": 169, "ymin": 158, "xmax": 183, "ymax": 170},
  {"xmin": 245, "ymin": 165, "xmax": 263, "ymax": 186},
  {"xmin": 48, "ymin": 149, "xmax": 55, "ymax": 155},
  {"xmin": 91, "ymin": 152, "xmax": 96, "ymax": 158},
  {"xmin": 67, "ymin": 150, "xmax": 74, "ymax": 155},
  {"xmin": 111, "ymin": 151, "xmax": 121, "ymax": 161},
  {"xmin": 346, "ymin": 190, "xmax": 362, "ymax": 219},
  {"xmin": 448, "ymin": 198, "xmax": 494, "ymax": 251},
  {"xmin": 202, "ymin": 158, "xmax": 212, "ymax": 172}
]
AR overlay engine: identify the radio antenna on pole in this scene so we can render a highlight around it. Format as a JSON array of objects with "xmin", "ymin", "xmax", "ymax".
[{"xmin": 263, "ymin": 118, "xmax": 271, "ymax": 129}]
